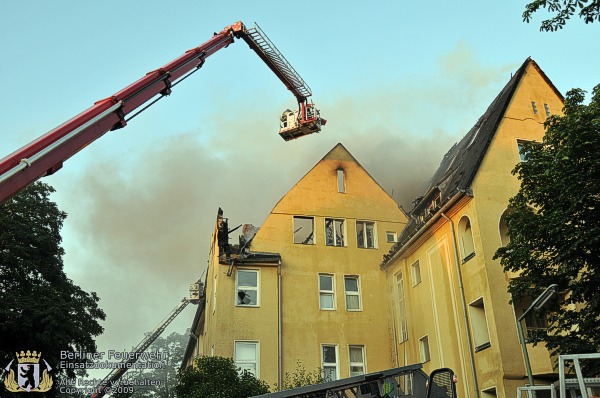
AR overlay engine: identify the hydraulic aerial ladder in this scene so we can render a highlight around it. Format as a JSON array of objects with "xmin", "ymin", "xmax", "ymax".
[
  {"xmin": 89, "ymin": 281, "xmax": 202, "ymax": 398},
  {"xmin": 0, "ymin": 21, "xmax": 325, "ymax": 205}
]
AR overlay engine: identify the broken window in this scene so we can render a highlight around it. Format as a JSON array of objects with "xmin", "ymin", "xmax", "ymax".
[
  {"xmin": 356, "ymin": 221, "xmax": 376, "ymax": 248},
  {"xmin": 236, "ymin": 269, "xmax": 259, "ymax": 306},
  {"xmin": 325, "ymin": 218, "xmax": 345, "ymax": 246},
  {"xmin": 293, "ymin": 216, "xmax": 315, "ymax": 244}
]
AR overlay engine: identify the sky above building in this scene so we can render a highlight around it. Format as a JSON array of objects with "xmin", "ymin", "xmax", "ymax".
[{"xmin": 1, "ymin": 0, "xmax": 598, "ymax": 377}]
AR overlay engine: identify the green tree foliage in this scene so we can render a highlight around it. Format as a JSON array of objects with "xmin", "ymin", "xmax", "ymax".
[
  {"xmin": 523, "ymin": 0, "xmax": 600, "ymax": 31},
  {"xmin": 175, "ymin": 356, "xmax": 269, "ymax": 398},
  {"xmin": 280, "ymin": 360, "xmax": 323, "ymax": 391},
  {"xmin": 495, "ymin": 86, "xmax": 600, "ymax": 369},
  {"xmin": 0, "ymin": 183, "xmax": 105, "ymax": 384}
]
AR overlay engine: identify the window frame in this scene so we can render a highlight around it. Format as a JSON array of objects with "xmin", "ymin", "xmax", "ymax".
[
  {"xmin": 325, "ymin": 218, "xmax": 346, "ymax": 247},
  {"xmin": 468, "ymin": 297, "xmax": 491, "ymax": 352},
  {"xmin": 212, "ymin": 273, "xmax": 218, "ymax": 314},
  {"xmin": 337, "ymin": 169, "xmax": 345, "ymax": 193},
  {"xmin": 319, "ymin": 274, "xmax": 336, "ymax": 310},
  {"xmin": 419, "ymin": 335, "xmax": 431, "ymax": 363},
  {"xmin": 386, "ymin": 231, "xmax": 397, "ymax": 243},
  {"xmin": 531, "ymin": 101, "xmax": 538, "ymax": 115},
  {"xmin": 395, "ymin": 270, "xmax": 408, "ymax": 342},
  {"xmin": 458, "ymin": 215, "xmax": 476, "ymax": 263},
  {"xmin": 411, "ymin": 260, "xmax": 421, "ymax": 286},
  {"xmin": 543, "ymin": 103, "xmax": 551, "ymax": 117},
  {"xmin": 499, "ymin": 208, "xmax": 511, "ymax": 247},
  {"xmin": 356, "ymin": 220, "xmax": 377, "ymax": 249},
  {"xmin": 234, "ymin": 340, "xmax": 260, "ymax": 377},
  {"xmin": 517, "ymin": 140, "xmax": 534, "ymax": 162},
  {"xmin": 348, "ymin": 345, "xmax": 366, "ymax": 377},
  {"xmin": 481, "ymin": 386, "xmax": 498, "ymax": 398},
  {"xmin": 321, "ymin": 344, "xmax": 339, "ymax": 382},
  {"xmin": 293, "ymin": 216, "xmax": 315, "ymax": 245},
  {"xmin": 235, "ymin": 269, "xmax": 260, "ymax": 307},
  {"xmin": 344, "ymin": 275, "xmax": 362, "ymax": 311}
]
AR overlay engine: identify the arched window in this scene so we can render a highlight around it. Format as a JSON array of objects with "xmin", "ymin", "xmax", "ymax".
[
  {"xmin": 499, "ymin": 209, "xmax": 511, "ymax": 247},
  {"xmin": 458, "ymin": 216, "xmax": 475, "ymax": 262}
]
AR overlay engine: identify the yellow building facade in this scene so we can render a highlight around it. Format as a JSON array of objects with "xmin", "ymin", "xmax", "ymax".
[
  {"xmin": 380, "ymin": 58, "xmax": 564, "ymax": 398},
  {"xmin": 184, "ymin": 144, "xmax": 407, "ymax": 388},
  {"xmin": 183, "ymin": 58, "xmax": 565, "ymax": 398}
]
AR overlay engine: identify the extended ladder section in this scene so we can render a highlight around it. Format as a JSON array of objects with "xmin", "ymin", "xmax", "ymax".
[
  {"xmin": 238, "ymin": 23, "xmax": 312, "ymax": 103},
  {"xmin": 235, "ymin": 23, "xmax": 325, "ymax": 141},
  {"xmin": 91, "ymin": 282, "xmax": 201, "ymax": 398},
  {"xmin": 0, "ymin": 21, "xmax": 324, "ymax": 204}
]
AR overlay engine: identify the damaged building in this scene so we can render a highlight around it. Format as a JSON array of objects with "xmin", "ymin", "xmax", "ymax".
[
  {"xmin": 182, "ymin": 144, "xmax": 407, "ymax": 388},
  {"xmin": 183, "ymin": 58, "xmax": 566, "ymax": 398}
]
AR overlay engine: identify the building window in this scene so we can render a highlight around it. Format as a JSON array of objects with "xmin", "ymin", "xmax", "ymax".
[
  {"xmin": 294, "ymin": 216, "xmax": 315, "ymax": 245},
  {"xmin": 344, "ymin": 276, "xmax": 361, "ymax": 311},
  {"xmin": 543, "ymin": 103, "xmax": 551, "ymax": 116},
  {"xmin": 236, "ymin": 269, "xmax": 259, "ymax": 306},
  {"xmin": 411, "ymin": 260, "xmax": 421, "ymax": 286},
  {"xmin": 319, "ymin": 274, "xmax": 335, "ymax": 310},
  {"xmin": 356, "ymin": 221, "xmax": 376, "ymax": 248},
  {"xmin": 523, "ymin": 310, "xmax": 549, "ymax": 332},
  {"xmin": 322, "ymin": 345, "xmax": 339, "ymax": 382},
  {"xmin": 337, "ymin": 169, "xmax": 345, "ymax": 193},
  {"xmin": 419, "ymin": 335, "xmax": 431, "ymax": 363},
  {"xmin": 458, "ymin": 216, "xmax": 475, "ymax": 262},
  {"xmin": 518, "ymin": 142, "xmax": 524, "ymax": 161},
  {"xmin": 499, "ymin": 209, "xmax": 511, "ymax": 247},
  {"xmin": 517, "ymin": 141, "xmax": 529, "ymax": 162},
  {"xmin": 531, "ymin": 101, "xmax": 538, "ymax": 115},
  {"xmin": 396, "ymin": 271, "xmax": 408, "ymax": 342},
  {"xmin": 325, "ymin": 218, "xmax": 345, "ymax": 247},
  {"xmin": 469, "ymin": 297, "xmax": 491, "ymax": 351},
  {"xmin": 482, "ymin": 387, "xmax": 498, "ymax": 398},
  {"xmin": 386, "ymin": 231, "xmax": 397, "ymax": 243},
  {"xmin": 349, "ymin": 346, "xmax": 365, "ymax": 376},
  {"xmin": 234, "ymin": 341, "xmax": 259, "ymax": 376},
  {"xmin": 212, "ymin": 273, "xmax": 217, "ymax": 313},
  {"xmin": 399, "ymin": 373, "xmax": 414, "ymax": 395},
  {"xmin": 427, "ymin": 193, "xmax": 442, "ymax": 216}
]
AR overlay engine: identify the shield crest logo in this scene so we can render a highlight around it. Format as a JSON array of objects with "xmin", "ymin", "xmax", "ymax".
[
  {"xmin": 17, "ymin": 363, "xmax": 40, "ymax": 391},
  {"xmin": 3, "ymin": 350, "xmax": 53, "ymax": 392}
]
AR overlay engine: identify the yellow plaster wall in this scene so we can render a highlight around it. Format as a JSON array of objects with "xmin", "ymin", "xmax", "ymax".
[
  {"xmin": 471, "ymin": 61, "xmax": 563, "ymax": 382},
  {"xmin": 246, "ymin": 144, "xmax": 407, "ymax": 386},
  {"xmin": 384, "ymin": 61, "xmax": 564, "ymax": 398}
]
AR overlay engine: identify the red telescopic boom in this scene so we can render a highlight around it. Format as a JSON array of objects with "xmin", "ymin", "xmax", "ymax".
[{"xmin": 0, "ymin": 22, "xmax": 324, "ymax": 204}]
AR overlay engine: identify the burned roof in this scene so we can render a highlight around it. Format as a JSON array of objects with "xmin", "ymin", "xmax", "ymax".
[{"xmin": 381, "ymin": 58, "xmax": 562, "ymax": 267}]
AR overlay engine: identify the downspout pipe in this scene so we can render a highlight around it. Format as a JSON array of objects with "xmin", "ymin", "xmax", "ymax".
[
  {"xmin": 278, "ymin": 259, "xmax": 283, "ymax": 390},
  {"xmin": 440, "ymin": 212, "xmax": 480, "ymax": 398}
]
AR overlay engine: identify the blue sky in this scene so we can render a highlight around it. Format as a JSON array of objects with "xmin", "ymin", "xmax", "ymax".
[{"xmin": 1, "ymin": 0, "xmax": 598, "ymax": 381}]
